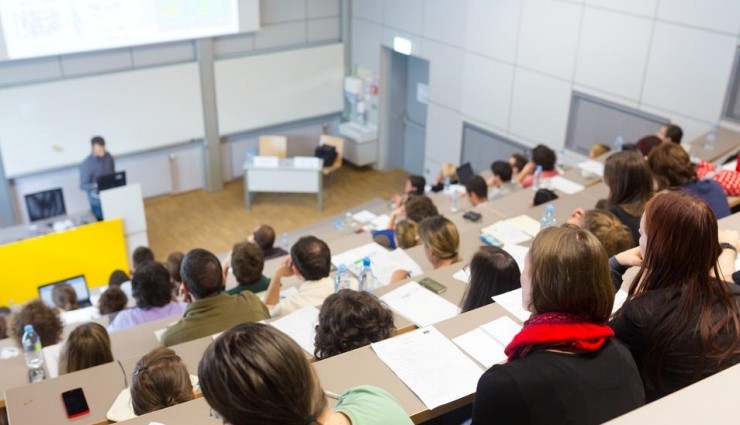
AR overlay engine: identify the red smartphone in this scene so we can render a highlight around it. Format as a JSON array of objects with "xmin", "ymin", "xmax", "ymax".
[{"xmin": 61, "ymin": 388, "xmax": 91, "ymax": 419}]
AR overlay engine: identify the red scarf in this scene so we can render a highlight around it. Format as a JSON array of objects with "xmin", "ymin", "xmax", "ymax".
[{"xmin": 505, "ymin": 312, "xmax": 614, "ymax": 362}]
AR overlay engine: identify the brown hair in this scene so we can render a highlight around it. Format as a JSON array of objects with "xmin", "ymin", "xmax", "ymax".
[
  {"xmin": 625, "ymin": 192, "xmax": 740, "ymax": 386},
  {"xmin": 603, "ymin": 151, "xmax": 653, "ymax": 217},
  {"xmin": 10, "ymin": 300, "xmax": 63, "ymax": 347},
  {"xmin": 165, "ymin": 251, "xmax": 185, "ymax": 284},
  {"xmin": 253, "ymin": 225, "xmax": 276, "ymax": 251},
  {"xmin": 418, "ymin": 216, "xmax": 461, "ymax": 264},
  {"xmin": 131, "ymin": 347, "xmax": 194, "ymax": 415},
  {"xmin": 394, "ymin": 219, "xmax": 419, "ymax": 249},
  {"xmin": 52, "ymin": 283, "xmax": 79, "ymax": 311},
  {"xmin": 98, "ymin": 286, "xmax": 128, "ymax": 315},
  {"xmin": 198, "ymin": 323, "xmax": 327, "ymax": 425},
  {"xmin": 108, "ymin": 270, "xmax": 129, "ymax": 287},
  {"xmin": 647, "ymin": 143, "xmax": 697, "ymax": 189},
  {"xmin": 461, "ymin": 246, "xmax": 521, "ymax": 313},
  {"xmin": 528, "ymin": 225, "xmax": 614, "ymax": 322},
  {"xmin": 58, "ymin": 322, "xmax": 113, "ymax": 375},
  {"xmin": 404, "ymin": 195, "xmax": 439, "ymax": 223},
  {"xmin": 636, "ymin": 135, "xmax": 662, "ymax": 156},
  {"xmin": 314, "ymin": 290, "xmax": 395, "ymax": 360},
  {"xmin": 230, "ymin": 241, "xmax": 265, "ymax": 285},
  {"xmin": 583, "ymin": 210, "xmax": 635, "ymax": 257}
]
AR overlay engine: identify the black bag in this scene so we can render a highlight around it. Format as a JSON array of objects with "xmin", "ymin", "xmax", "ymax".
[{"xmin": 315, "ymin": 144, "xmax": 338, "ymax": 167}]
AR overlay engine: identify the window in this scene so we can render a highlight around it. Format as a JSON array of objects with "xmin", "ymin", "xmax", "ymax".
[
  {"xmin": 723, "ymin": 48, "xmax": 740, "ymax": 124},
  {"xmin": 461, "ymin": 123, "xmax": 528, "ymax": 175}
]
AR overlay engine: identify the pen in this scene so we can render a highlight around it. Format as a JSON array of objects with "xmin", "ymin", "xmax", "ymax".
[{"xmin": 324, "ymin": 390, "xmax": 341, "ymax": 400}]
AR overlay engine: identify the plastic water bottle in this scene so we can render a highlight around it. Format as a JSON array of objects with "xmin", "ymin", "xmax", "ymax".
[
  {"xmin": 280, "ymin": 232, "xmax": 290, "ymax": 251},
  {"xmin": 344, "ymin": 212, "xmax": 354, "ymax": 233},
  {"xmin": 443, "ymin": 175, "xmax": 451, "ymax": 193},
  {"xmin": 450, "ymin": 190, "xmax": 459, "ymax": 213},
  {"xmin": 334, "ymin": 264, "xmax": 352, "ymax": 293},
  {"xmin": 540, "ymin": 204, "xmax": 557, "ymax": 230},
  {"xmin": 532, "ymin": 165, "xmax": 543, "ymax": 191},
  {"xmin": 704, "ymin": 123, "xmax": 718, "ymax": 150},
  {"xmin": 358, "ymin": 257, "xmax": 378, "ymax": 293},
  {"xmin": 21, "ymin": 325, "xmax": 46, "ymax": 383},
  {"xmin": 613, "ymin": 135, "xmax": 624, "ymax": 152}
]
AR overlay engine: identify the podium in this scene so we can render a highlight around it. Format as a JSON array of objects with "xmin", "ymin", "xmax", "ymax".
[{"xmin": 100, "ymin": 183, "xmax": 149, "ymax": 261}]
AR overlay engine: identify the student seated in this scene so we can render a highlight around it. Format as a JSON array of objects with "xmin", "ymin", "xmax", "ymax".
[
  {"xmin": 460, "ymin": 246, "xmax": 521, "ymax": 313},
  {"xmin": 108, "ymin": 270, "xmax": 129, "ymax": 287},
  {"xmin": 510, "ymin": 153, "xmax": 528, "ymax": 183},
  {"xmin": 198, "ymin": 323, "xmax": 413, "ymax": 425},
  {"xmin": 313, "ymin": 289, "xmax": 395, "ymax": 360},
  {"xmin": 165, "ymin": 251, "xmax": 185, "ymax": 296},
  {"xmin": 160, "ymin": 249, "xmax": 269, "ymax": 346},
  {"xmin": 98, "ymin": 286, "xmax": 128, "ymax": 317},
  {"xmin": 9, "ymin": 300, "xmax": 63, "ymax": 348},
  {"xmin": 609, "ymin": 192, "xmax": 740, "ymax": 402},
  {"xmin": 656, "ymin": 123, "xmax": 683, "ymax": 144},
  {"xmin": 130, "ymin": 347, "xmax": 194, "ymax": 415},
  {"xmin": 132, "ymin": 246, "xmax": 155, "ymax": 272},
  {"xmin": 264, "ymin": 236, "xmax": 334, "ymax": 318},
  {"xmin": 520, "ymin": 145, "xmax": 559, "ymax": 188},
  {"xmin": 472, "ymin": 226, "xmax": 645, "ymax": 424},
  {"xmin": 588, "ymin": 143, "xmax": 611, "ymax": 159},
  {"xmin": 636, "ymin": 135, "xmax": 662, "ymax": 157},
  {"xmin": 249, "ymin": 224, "xmax": 289, "ymax": 260},
  {"xmin": 430, "ymin": 162, "xmax": 458, "ymax": 192},
  {"xmin": 394, "ymin": 219, "xmax": 419, "ymax": 249},
  {"xmin": 648, "ymin": 143, "xmax": 731, "ymax": 218},
  {"xmin": 603, "ymin": 151, "xmax": 653, "ymax": 245},
  {"xmin": 390, "ymin": 174, "xmax": 425, "ymax": 207},
  {"xmin": 487, "ymin": 161, "xmax": 519, "ymax": 201},
  {"xmin": 392, "ymin": 215, "xmax": 461, "ymax": 283},
  {"xmin": 58, "ymin": 322, "xmax": 114, "ymax": 375},
  {"xmin": 532, "ymin": 188, "xmax": 558, "ymax": 206},
  {"xmin": 52, "ymin": 283, "xmax": 80, "ymax": 312},
  {"xmin": 224, "ymin": 241, "xmax": 270, "ymax": 295},
  {"xmin": 566, "ymin": 208, "xmax": 634, "ymax": 258},
  {"xmin": 108, "ymin": 262, "xmax": 187, "ymax": 333},
  {"xmin": 465, "ymin": 175, "xmax": 488, "ymax": 207},
  {"xmin": 388, "ymin": 194, "xmax": 439, "ymax": 230}
]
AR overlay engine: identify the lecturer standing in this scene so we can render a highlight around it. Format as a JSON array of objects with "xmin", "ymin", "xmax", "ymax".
[{"xmin": 79, "ymin": 136, "xmax": 114, "ymax": 221}]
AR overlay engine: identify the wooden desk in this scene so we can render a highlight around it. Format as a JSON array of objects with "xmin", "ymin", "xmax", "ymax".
[
  {"xmin": 243, "ymin": 158, "xmax": 323, "ymax": 210},
  {"xmin": 522, "ymin": 192, "xmax": 596, "ymax": 228},
  {"xmin": 606, "ymin": 363, "xmax": 740, "ymax": 424},
  {"xmin": 688, "ymin": 127, "xmax": 740, "ymax": 163},
  {"xmin": 580, "ymin": 182, "xmax": 609, "ymax": 203}
]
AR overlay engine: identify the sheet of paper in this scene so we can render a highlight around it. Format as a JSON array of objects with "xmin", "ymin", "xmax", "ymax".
[
  {"xmin": 503, "ymin": 244, "xmax": 529, "ymax": 270},
  {"xmin": 549, "ymin": 175, "xmax": 585, "ymax": 195},
  {"xmin": 371, "ymin": 326, "xmax": 484, "ymax": 410},
  {"xmin": 612, "ymin": 289, "xmax": 629, "ymax": 314},
  {"xmin": 369, "ymin": 213, "xmax": 391, "ymax": 230},
  {"xmin": 452, "ymin": 328, "xmax": 507, "ymax": 368},
  {"xmin": 42, "ymin": 342, "xmax": 63, "ymax": 378},
  {"xmin": 293, "ymin": 156, "xmax": 321, "ymax": 168},
  {"xmin": 332, "ymin": 242, "xmax": 422, "ymax": 286},
  {"xmin": 280, "ymin": 286, "xmax": 300, "ymax": 300},
  {"xmin": 269, "ymin": 305, "xmax": 320, "ymax": 355},
  {"xmin": 332, "ymin": 242, "xmax": 387, "ymax": 271},
  {"xmin": 60, "ymin": 305, "xmax": 101, "ymax": 325},
  {"xmin": 504, "ymin": 215, "xmax": 541, "ymax": 238},
  {"xmin": 480, "ymin": 316, "xmax": 522, "ymax": 347},
  {"xmin": 352, "ymin": 209, "xmax": 378, "ymax": 223},
  {"xmin": 252, "ymin": 156, "xmax": 279, "ymax": 167},
  {"xmin": 480, "ymin": 222, "xmax": 531, "ymax": 245},
  {"xmin": 492, "ymin": 288, "xmax": 531, "ymax": 323},
  {"xmin": 721, "ymin": 160, "xmax": 737, "ymax": 171},
  {"xmin": 577, "ymin": 160, "xmax": 605, "ymax": 177},
  {"xmin": 380, "ymin": 281, "xmax": 460, "ymax": 327},
  {"xmin": 453, "ymin": 267, "xmax": 469, "ymax": 283}
]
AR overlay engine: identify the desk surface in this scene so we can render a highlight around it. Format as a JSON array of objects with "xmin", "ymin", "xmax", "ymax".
[{"xmin": 688, "ymin": 127, "xmax": 740, "ymax": 163}]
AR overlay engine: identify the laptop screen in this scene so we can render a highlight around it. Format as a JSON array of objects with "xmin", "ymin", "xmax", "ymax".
[
  {"xmin": 456, "ymin": 162, "xmax": 475, "ymax": 185},
  {"xmin": 97, "ymin": 171, "xmax": 126, "ymax": 191},
  {"xmin": 38, "ymin": 275, "xmax": 90, "ymax": 308}
]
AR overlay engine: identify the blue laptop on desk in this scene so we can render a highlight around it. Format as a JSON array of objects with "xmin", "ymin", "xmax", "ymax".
[{"xmin": 38, "ymin": 275, "xmax": 92, "ymax": 308}]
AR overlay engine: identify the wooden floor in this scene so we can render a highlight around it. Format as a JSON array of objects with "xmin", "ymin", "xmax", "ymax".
[{"xmin": 144, "ymin": 164, "xmax": 408, "ymax": 257}]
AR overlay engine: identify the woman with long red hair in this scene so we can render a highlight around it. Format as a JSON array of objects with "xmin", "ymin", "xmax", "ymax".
[{"xmin": 610, "ymin": 191, "xmax": 740, "ymax": 402}]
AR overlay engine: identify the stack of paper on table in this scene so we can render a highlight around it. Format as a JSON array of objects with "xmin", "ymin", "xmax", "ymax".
[
  {"xmin": 577, "ymin": 160, "xmax": 605, "ymax": 177},
  {"xmin": 453, "ymin": 266, "xmax": 469, "ymax": 283},
  {"xmin": 549, "ymin": 175, "xmax": 585, "ymax": 195},
  {"xmin": 481, "ymin": 215, "xmax": 540, "ymax": 245},
  {"xmin": 453, "ymin": 316, "xmax": 522, "ymax": 368},
  {"xmin": 492, "ymin": 288, "xmax": 531, "ymax": 322},
  {"xmin": 380, "ymin": 281, "xmax": 460, "ymax": 327},
  {"xmin": 269, "ymin": 306, "xmax": 320, "ymax": 355},
  {"xmin": 371, "ymin": 326, "xmax": 484, "ymax": 410},
  {"xmin": 368, "ymin": 214, "xmax": 391, "ymax": 230},
  {"xmin": 332, "ymin": 242, "xmax": 423, "ymax": 285},
  {"xmin": 352, "ymin": 209, "xmax": 377, "ymax": 223}
]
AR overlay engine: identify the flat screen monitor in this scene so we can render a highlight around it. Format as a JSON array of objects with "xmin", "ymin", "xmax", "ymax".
[
  {"xmin": 25, "ymin": 188, "xmax": 66, "ymax": 222},
  {"xmin": 97, "ymin": 171, "xmax": 126, "ymax": 191},
  {"xmin": 456, "ymin": 162, "xmax": 475, "ymax": 185},
  {"xmin": 38, "ymin": 275, "xmax": 91, "ymax": 308}
]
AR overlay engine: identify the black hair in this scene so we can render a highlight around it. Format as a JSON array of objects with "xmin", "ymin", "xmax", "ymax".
[
  {"xmin": 132, "ymin": 246, "xmax": 155, "ymax": 270},
  {"xmin": 290, "ymin": 236, "xmax": 331, "ymax": 281},
  {"xmin": 180, "ymin": 248, "xmax": 223, "ymax": 299},
  {"xmin": 531, "ymin": 145, "xmax": 557, "ymax": 171},
  {"xmin": 465, "ymin": 175, "xmax": 488, "ymax": 200},
  {"xmin": 491, "ymin": 161, "xmax": 513, "ymax": 182},
  {"xmin": 408, "ymin": 175, "xmax": 426, "ymax": 195},
  {"xmin": 132, "ymin": 262, "xmax": 174, "ymax": 309},
  {"xmin": 461, "ymin": 246, "xmax": 521, "ymax": 312}
]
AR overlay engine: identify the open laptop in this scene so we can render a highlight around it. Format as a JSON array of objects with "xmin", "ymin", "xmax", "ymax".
[
  {"xmin": 455, "ymin": 162, "xmax": 475, "ymax": 185},
  {"xmin": 97, "ymin": 171, "xmax": 126, "ymax": 191},
  {"xmin": 38, "ymin": 275, "xmax": 92, "ymax": 308}
]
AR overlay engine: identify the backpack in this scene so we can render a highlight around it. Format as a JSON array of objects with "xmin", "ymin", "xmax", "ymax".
[{"xmin": 315, "ymin": 144, "xmax": 338, "ymax": 167}]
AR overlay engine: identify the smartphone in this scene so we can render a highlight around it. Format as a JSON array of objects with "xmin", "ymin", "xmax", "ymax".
[
  {"xmin": 62, "ymin": 388, "xmax": 91, "ymax": 419},
  {"xmin": 418, "ymin": 277, "xmax": 447, "ymax": 294}
]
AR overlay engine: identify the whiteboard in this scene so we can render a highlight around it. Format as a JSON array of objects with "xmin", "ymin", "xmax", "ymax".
[
  {"xmin": 0, "ymin": 62, "xmax": 204, "ymax": 178},
  {"xmin": 215, "ymin": 43, "xmax": 344, "ymax": 135}
]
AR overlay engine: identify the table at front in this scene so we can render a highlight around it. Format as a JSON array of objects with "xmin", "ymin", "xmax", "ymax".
[{"xmin": 243, "ymin": 159, "xmax": 323, "ymax": 210}]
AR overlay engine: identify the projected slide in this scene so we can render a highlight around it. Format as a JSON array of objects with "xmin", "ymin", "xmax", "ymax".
[{"xmin": 0, "ymin": 0, "xmax": 245, "ymax": 60}]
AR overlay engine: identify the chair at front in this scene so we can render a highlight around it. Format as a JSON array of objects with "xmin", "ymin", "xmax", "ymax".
[
  {"xmin": 319, "ymin": 135, "xmax": 344, "ymax": 183},
  {"xmin": 259, "ymin": 135, "xmax": 287, "ymax": 158}
]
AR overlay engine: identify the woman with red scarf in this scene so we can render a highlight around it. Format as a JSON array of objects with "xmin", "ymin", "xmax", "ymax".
[{"xmin": 471, "ymin": 226, "xmax": 644, "ymax": 424}]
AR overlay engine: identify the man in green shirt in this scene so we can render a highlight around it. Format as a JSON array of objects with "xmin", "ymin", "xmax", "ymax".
[
  {"xmin": 224, "ymin": 241, "xmax": 271, "ymax": 295},
  {"xmin": 161, "ymin": 248, "xmax": 269, "ymax": 347}
]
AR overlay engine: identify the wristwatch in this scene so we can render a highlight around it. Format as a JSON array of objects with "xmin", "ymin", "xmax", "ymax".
[{"xmin": 720, "ymin": 242, "xmax": 737, "ymax": 253}]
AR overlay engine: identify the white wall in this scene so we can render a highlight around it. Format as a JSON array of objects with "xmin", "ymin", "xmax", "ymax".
[{"xmin": 350, "ymin": 0, "xmax": 740, "ymax": 181}]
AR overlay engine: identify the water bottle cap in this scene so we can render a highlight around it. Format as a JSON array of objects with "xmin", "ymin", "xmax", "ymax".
[
  {"xmin": 338, "ymin": 264, "xmax": 347, "ymax": 272},
  {"xmin": 545, "ymin": 204, "xmax": 555, "ymax": 212},
  {"xmin": 24, "ymin": 324, "xmax": 34, "ymax": 333},
  {"xmin": 362, "ymin": 257, "xmax": 371, "ymax": 266}
]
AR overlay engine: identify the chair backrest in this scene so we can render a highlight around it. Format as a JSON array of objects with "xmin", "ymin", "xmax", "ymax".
[
  {"xmin": 319, "ymin": 135, "xmax": 344, "ymax": 166},
  {"xmin": 259, "ymin": 135, "xmax": 287, "ymax": 158}
]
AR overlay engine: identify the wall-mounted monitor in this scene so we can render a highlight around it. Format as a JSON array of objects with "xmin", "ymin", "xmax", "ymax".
[{"xmin": 25, "ymin": 187, "xmax": 66, "ymax": 222}]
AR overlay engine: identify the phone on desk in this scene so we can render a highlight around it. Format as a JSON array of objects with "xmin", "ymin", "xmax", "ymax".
[
  {"xmin": 418, "ymin": 277, "xmax": 447, "ymax": 294},
  {"xmin": 62, "ymin": 388, "xmax": 90, "ymax": 419}
]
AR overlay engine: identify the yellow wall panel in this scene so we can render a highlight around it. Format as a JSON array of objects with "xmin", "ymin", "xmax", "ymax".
[{"xmin": 0, "ymin": 219, "xmax": 129, "ymax": 306}]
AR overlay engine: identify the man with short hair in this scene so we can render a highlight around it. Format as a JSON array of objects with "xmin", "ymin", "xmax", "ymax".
[
  {"xmin": 487, "ymin": 161, "xmax": 520, "ymax": 201},
  {"xmin": 249, "ymin": 224, "xmax": 288, "ymax": 260},
  {"xmin": 132, "ymin": 246, "xmax": 155, "ymax": 271},
  {"xmin": 225, "ymin": 241, "xmax": 270, "ymax": 295},
  {"xmin": 465, "ymin": 175, "xmax": 488, "ymax": 207},
  {"xmin": 521, "ymin": 145, "xmax": 559, "ymax": 188},
  {"xmin": 657, "ymin": 124, "xmax": 683, "ymax": 144},
  {"xmin": 160, "ymin": 248, "xmax": 269, "ymax": 346},
  {"xmin": 264, "ymin": 236, "xmax": 333, "ymax": 317},
  {"xmin": 79, "ymin": 136, "xmax": 115, "ymax": 221}
]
